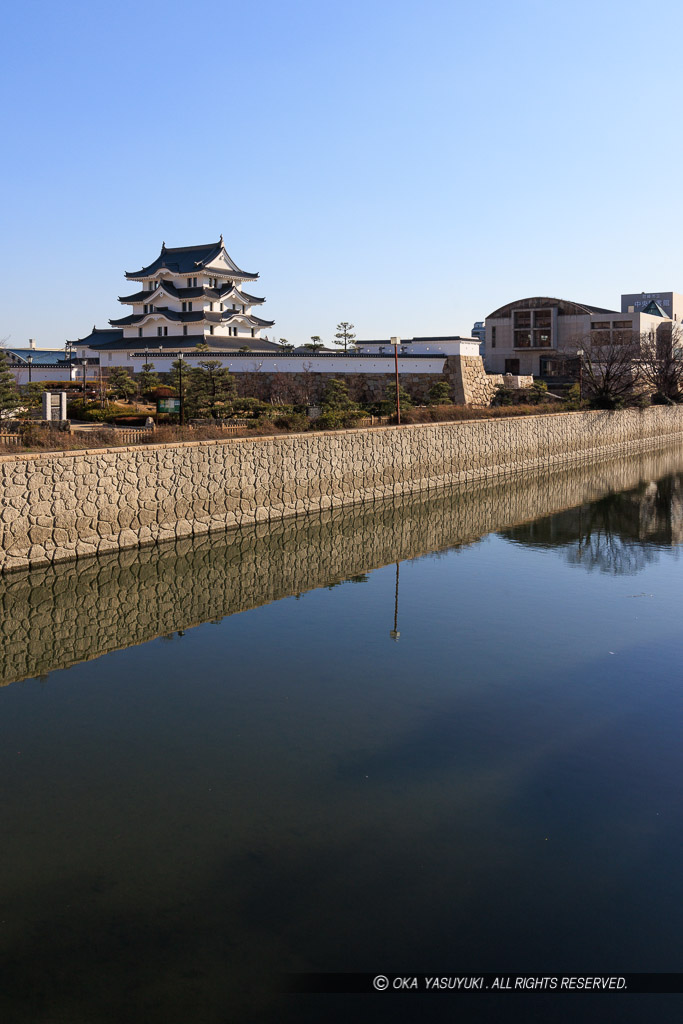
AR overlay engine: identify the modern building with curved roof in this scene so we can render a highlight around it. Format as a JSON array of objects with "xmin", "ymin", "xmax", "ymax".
[{"xmin": 484, "ymin": 294, "xmax": 673, "ymax": 377}]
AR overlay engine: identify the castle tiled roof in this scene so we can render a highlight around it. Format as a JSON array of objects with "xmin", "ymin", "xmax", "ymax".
[
  {"xmin": 118, "ymin": 283, "xmax": 266, "ymax": 304},
  {"xmin": 7, "ymin": 348, "xmax": 70, "ymax": 365},
  {"xmin": 89, "ymin": 334, "xmax": 282, "ymax": 353},
  {"xmin": 125, "ymin": 240, "xmax": 259, "ymax": 280},
  {"xmin": 70, "ymin": 328, "xmax": 125, "ymax": 348},
  {"xmin": 109, "ymin": 309, "xmax": 275, "ymax": 328}
]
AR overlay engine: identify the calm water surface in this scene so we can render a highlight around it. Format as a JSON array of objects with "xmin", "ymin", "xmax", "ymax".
[{"xmin": 2, "ymin": 449, "xmax": 683, "ymax": 1023}]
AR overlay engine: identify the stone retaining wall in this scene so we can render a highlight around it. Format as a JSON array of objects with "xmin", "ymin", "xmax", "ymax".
[
  {"xmin": 3, "ymin": 445, "xmax": 683, "ymax": 686},
  {"xmin": 3, "ymin": 407, "xmax": 683, "ymax": 573}
]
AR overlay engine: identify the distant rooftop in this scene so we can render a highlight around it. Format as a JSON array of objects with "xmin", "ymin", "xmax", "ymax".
[{"xmin": 6, "ymin": 347, "xmax": 69, "ymax": 365}]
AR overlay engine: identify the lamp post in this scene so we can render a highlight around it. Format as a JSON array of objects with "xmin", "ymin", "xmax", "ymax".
[
  {"xmin": 390, "ymin": 336, "xmax": 401, "ymax": 424},
  {"xmin": 178, "ymin": 351, "xmax": 184, "ymax": 425},
  {"xmin": 27, "ymin": 353, "xmax": 33, "ymax": 384},
  {"xmin": 576, "ymin": 347, "xmax": 584, "ymax": 404},
  {"xmin": 389, "ymin": 561, "xmax": 400, "ymax": 641},
  {"xmin": 65, "ymin": 341, "xmax": 74, "ymax": 382}
]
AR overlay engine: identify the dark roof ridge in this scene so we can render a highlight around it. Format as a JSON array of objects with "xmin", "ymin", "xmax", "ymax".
[{"xmin": 158, "ymin": 240, "xmax": 220, "ymax": 255}]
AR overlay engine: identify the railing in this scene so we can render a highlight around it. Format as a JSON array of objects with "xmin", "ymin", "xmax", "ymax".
[
  {"xmin": 355, "ymin": 415, "xmax": 391, "ymax": 427},
  {"xmin": 0, "ymin": 432, "xmax": 22, "ymax": 447},
  {"xmin": 110, "ymin": 426, "xmax": 156, "ymax": 444}
]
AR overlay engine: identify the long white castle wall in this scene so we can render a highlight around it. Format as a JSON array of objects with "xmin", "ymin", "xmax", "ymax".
[
  {"xmin": 9, "ymin": 367, "xmax": 75, "ymax": 385},
  {"xmin": 94, "ymin": 352, "xmax": 450, "ymax": 374}
]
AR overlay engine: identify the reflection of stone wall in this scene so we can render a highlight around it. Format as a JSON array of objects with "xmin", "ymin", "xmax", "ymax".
[
  {"xmin": 3, "ymin": 445, "xmax": 683, "ymax": 687},
  {"xmin": 4, "ymin": 406, "xmax": 683, "ymax": 573}
]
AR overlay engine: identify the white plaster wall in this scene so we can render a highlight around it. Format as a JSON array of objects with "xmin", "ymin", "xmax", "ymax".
[
  {"xmin": 85, "ymin": 350, "xmax": 449, "ymax": 375},
  {"xmin": 9, "ymin": 367, "xmax": 75, "ymax": 385}
]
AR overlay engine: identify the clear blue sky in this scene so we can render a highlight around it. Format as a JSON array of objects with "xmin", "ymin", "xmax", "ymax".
[{"xmin": 3, "ymin": 0, "xmax": 683, "ymax": 349}]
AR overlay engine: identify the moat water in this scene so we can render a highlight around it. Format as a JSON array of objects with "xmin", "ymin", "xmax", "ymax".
[{"xmin": 3, "ymin": 447, "xmax": 683, "ymax": 1023}]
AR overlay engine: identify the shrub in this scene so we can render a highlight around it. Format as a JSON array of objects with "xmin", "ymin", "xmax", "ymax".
[
  {"xmin": 428, "ymin": 380, "xmax": 452, "ymax": 405},
  {"xmin": 232, "ymin": 396, "xmax": 271, "ymax": 417},
  {"xmin": 528, "ymin": 380, "xmax": 548, "ymax": 404},
  {"xmin": 148, "ymin": 386, "xmax": 177, "ymax": 400},
  {"xmin": 272, "ymin": 410, "xmax": 309, "ymax": 432},
  {"xmin": 493, "ymin": 385, "xmax": 514, "ymax": 406}
]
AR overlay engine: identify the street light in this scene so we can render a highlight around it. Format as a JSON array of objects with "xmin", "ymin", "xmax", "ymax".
[
  {"xmin": 178, "ymin": 351, "xmax": 184, "ymax": 425},
  {"xmin": 27, "ymin": 353, "xmax": 33, "ymax": 384},
  {"xmin": 389, "ymin": 561, "xmax": 400, "ymax": 641},
  {"xmin": 576, "ymin": 347, "xmax": 584, "ymax": 403},
  {"xmin": 390, "ymin": 336, "xmax": 401, "ymax": 424},
  {"xmin": 65, "ymin": 340, "xmax": 74, "ymax": 382}
]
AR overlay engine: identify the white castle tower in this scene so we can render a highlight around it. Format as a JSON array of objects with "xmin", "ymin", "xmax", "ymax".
[{"xmin": 110, "ymin": 237, "xmax": 275, "ymax": 346}]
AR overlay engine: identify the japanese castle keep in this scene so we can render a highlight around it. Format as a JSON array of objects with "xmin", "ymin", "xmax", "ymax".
[{"xmin": 113, "ymin": 237, "xmax": 275, "ymax": 346}]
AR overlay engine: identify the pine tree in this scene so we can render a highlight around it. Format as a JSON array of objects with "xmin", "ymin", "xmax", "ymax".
[
  {"xmin": 322, "ymin": 378, "xmax": 355, "ymax": 409},
  {"xmin": 334, "ymin": 322, "xmax": 356, "ymax": 352},
  {"xmin": 383, "ymin": 381, "xmax": 413, "ymax": 413},
  {"xmin": 137, "ymin": 362, "xmax": 161, "ymax": 396},
  {"xmin": 21, "ymin": 381, "xmax": 47, "ymax": 410},
  {"xmin": 428, "ymin": 380, "xmax": 452, "ymax": 404},
  {"xmin": 0, "ymin": 348, "xmax": 20, "ymax": 416},
  {"xmin": 108, "ymin": 366, "xmax": 136, "ymax": 400},
  {"xmin": 188, "ymin": 361, "xmax": 237, "ymax": 417}
]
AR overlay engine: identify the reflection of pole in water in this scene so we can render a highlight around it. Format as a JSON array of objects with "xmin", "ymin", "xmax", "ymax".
[{"xmin": 390, "ymin": 561, "xmax": 400, "ymax": 641}]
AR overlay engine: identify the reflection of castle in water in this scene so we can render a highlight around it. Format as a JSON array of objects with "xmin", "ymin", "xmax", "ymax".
[
  {"xmin": 4, "ymin": 445, "xmax": 683, "ymax": 686},
  {"xmin": 502, "ymin": 475, "xmax": 683, "ymax": 574}
]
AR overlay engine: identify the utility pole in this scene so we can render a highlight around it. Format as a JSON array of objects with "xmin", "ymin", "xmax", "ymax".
[{"xmin": 391, "ymin": 336, "xmax": 401, "ymax": 424}]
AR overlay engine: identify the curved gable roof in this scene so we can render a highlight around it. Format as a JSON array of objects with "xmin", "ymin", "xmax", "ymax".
[
  {"xmin": 125, "ymin": 239, "xmax": 259, "ymax": 280},
  {"xmin": 486, "ymin": 296, "xmax": 618, "ymax": 318}
]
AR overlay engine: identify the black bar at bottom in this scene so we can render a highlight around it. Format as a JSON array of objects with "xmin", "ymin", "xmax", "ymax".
[{"xmin": 285, "ymin": 973, "xmax": 683, "ymax": 994}]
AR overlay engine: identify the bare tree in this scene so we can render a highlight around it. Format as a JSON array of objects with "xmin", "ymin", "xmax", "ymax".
[
  {"xmin": 559, "ymin": 329, "xmax": 642, "ymax": 408},
  {"xmin": 637, "ymin": 323, "xmax": 683, "ymax": 403}
]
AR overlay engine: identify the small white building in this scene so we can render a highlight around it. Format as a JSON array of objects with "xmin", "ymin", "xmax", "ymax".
[{"xmin": 5, "ymin": 340, "xmax": 76, "ymax": 384}]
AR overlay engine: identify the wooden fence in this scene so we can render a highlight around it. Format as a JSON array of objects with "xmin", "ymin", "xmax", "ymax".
[
  {"xmin": 355, "ymin": 415, "xmax": 391, "ymax": 428},
  {"xmin": 111, "ymin": 427, "xmax": 156, "ymax": 444},
  {"xmin": 0, "ymin": 432, "xmax": 22, "ymax": 447}
]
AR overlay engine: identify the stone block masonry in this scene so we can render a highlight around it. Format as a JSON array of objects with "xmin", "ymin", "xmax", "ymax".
[
  {"xmin": 2, "ymin": 444, "xmax": 681, "ymax": 686},
  {"xmin": 3, "ymin": 407, "xmax": 683, "ymax": 573}
]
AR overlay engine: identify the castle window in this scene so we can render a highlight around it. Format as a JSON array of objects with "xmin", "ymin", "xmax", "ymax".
[
  {"xmin": 164, "ymin": 327, "xmax": 168, "ymax": 336},
  {"xmin": 209, "ymin": 327, "xmax": 214, "ymax": 335},
  {"xmin": 251, "ymin": 328, "xmax": 255, "ymax": 338},
  {"xmin": 188, "ymin": 302, "xmax": 193, "ymax": 312},
  {"xmin": 182, "ymin": 302, "xmax": 187, "ymax": 312},
  {"xmin": 187, "ymin": 278, "xmax": 192, "ymax": 287},
  {"xmin": 183, "ymin": 326, "xmax": 188, "ymax": 336},
  {"xmin": 157, "ymin": 327, "xmax": 162, "ymax": 336},
  {"xmin": 138, "ymin": 328, "xmax": 143, "ymax": 337}
]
